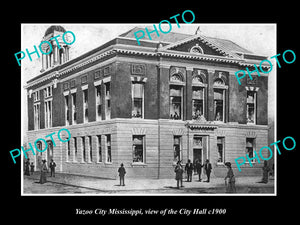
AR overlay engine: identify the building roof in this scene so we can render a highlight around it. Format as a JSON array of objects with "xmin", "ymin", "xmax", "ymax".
[{"xmin": 119, "ymin": 27, "xmax": 253, "ymax": 54}]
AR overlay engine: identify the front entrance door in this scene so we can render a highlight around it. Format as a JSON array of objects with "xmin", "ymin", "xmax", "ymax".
[
  {"xmin": 193, "ymin": 149, "xmax": 202, "ymax": 164},
  {"xmin": 192, "ymin": 135, "xmax": 208, "ymax": 165}
]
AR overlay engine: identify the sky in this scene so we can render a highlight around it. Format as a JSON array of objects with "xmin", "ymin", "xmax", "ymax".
[{"xmin": 21, "ymin": 23, "xmax": 276, "ymax": 83}]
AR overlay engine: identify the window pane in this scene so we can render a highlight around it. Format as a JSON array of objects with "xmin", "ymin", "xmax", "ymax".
[
  {"xmin": 173, "ymin": 136, "xmax": 181, "ymax": 162},
  {"xmin": 214, "ymin": 100, "xmax": 223, "ymax": 121},
  {"xmin": 132, "ymin": 83, "xmax": 143, "ymax": 98},
  {"xmin": 214, "ymin": 89, "xmax": 223, "ymax": 100},
  {"xmin": 170, "ymin": 86, "xmax": 182, "ymax": 96},
  {"xmin": 192, "ymin": 87, "xmax": 203, "ymax": 99},
  {"xmin": 192, "ymin": 99, "xmax": 203, "ymax": 119},
  {"xmin": 133, "ymin": 136, "xmax": 144, "ymax": 162}
]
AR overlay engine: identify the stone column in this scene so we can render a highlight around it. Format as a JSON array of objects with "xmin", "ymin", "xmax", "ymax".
[
  {"xmin": 207, "ymin": 69, "xmax": 215, "ymax": 121},
  {"xmin": 186, "ymin": 67, "xmax": 193, "ymax": 121}
]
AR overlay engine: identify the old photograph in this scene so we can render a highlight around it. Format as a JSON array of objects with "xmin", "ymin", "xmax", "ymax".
[{"xmin": 21, "ymin": 23, "xmax": 276, "ymax": 195}]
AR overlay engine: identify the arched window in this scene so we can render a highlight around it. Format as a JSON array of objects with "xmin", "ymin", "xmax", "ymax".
[
  {"xmin": 214, "ymin": 78, "xmax": 225, "ymax": 86},
  {"xmin": 190, "ymin": 44, "xmax": 204, "ymax": 54},
  {"xmin": 170, "ymin": 74, "xmax": 184, "ymax": 83},
  {"xmin": 192, "ymin": 75, "xmax": 203, "ymax": 84}
]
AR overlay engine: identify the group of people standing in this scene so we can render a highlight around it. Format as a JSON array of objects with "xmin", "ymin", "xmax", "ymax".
[
  {"xmin": 174, "ymin": 159, "xmax": 236, "ymax": 193},
  {"xmin": 174, "ymin": 159, "xmax": 212, "ymax": 189},
  {"xmin": 24, "ymin": 158, "xmax": 56, "ymax": 184}
]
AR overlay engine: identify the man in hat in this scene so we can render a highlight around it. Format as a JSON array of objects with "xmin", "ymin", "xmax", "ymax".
[
  {"xmin": 49, "ymin": 159, "xmax": 56, "ymax": 177},
  {"xmin": 185, "ymin": 159, "xmax": 194, "ymax": 182},
  {"xmin": 118, "ymin": 163, "xmax": 126, "ymax": 186},
  {"xmin": 204, "ymin": 159, "xmax": 212, "ymax": 182}
]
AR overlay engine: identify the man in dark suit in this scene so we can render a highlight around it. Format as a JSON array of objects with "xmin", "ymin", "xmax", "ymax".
[
  {"xmin": 204, "ymin": 159, "xmax": 212, "ymax": 182},
  {"xmin": 118, "ymin": 163, "xmax": 126, "ymax": 186},
  {"xmin": 195, "ymin": 160, "xmax": 203, "ymax": 181},
  {"xmin": 49, "ymin": 159, "xmax": 56, "ymax": 177},
  {"xmin": 185, "ymin": 159, "xmax": 194, "ymax": 182}
]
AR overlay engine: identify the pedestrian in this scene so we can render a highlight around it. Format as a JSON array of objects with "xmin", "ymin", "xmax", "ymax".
[
  {"xmin": 49, "ymin": 159, "xmax": 56, "ymax": 177},
  {"xmin": 204, "ymin": 159, "xmax": 212, "ymax": 182},
  {"xmin": 174, "ymin": 161, "xmax": 184, "ymax": 188},
  {"xmin": 185, "ymin": 159, "xmax": 194, "ymax": 182},
  {"xmin": 24, "ymin": 158, "xmax": 30, "ymax": 176},
  {"xmin": 195, "ymin": 160, "xmax": 203, "ymax": 181},
  {"xmin": 224, "ymin": 162, "xmax": 236, "ymax": 193},
  {"xmin": 30, "ymin": 162, "xmax": 34, "ymax": 175},
  {"xmin": 39, "ymin": 160, "xmax": 48, "ymax": 184},
  {"xmin": 118, "ymin": 163, "xmax": 126, "ymax": 186},
  {"xmin": 262, "ymin": 160, "xmax": 270, "ymax": 183}
]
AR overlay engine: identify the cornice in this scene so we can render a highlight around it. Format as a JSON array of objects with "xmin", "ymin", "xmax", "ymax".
[{"xmin": 25, "ymin": 46, "xmax": 269, "ymax": 90}]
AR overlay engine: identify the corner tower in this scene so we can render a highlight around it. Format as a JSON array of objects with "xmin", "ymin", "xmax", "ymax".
[{"xmin": 40, "ymin": 25, "xmax": 71, "ymax": 72}]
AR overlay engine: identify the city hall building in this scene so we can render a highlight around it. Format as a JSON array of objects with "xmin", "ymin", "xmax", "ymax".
[{"xmin": 25, "ymin": 25, "xmax": 270, "ymax": 179}]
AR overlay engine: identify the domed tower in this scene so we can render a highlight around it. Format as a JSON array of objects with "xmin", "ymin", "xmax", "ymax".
[{"xmin": 40, "ymin": 25, "xmax": 71, "ymax": 72}]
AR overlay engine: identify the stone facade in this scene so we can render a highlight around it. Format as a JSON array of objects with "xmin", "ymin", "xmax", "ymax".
[{"xmin": 24, "ymin": 26, "xmax": 270, "ymax": 178}]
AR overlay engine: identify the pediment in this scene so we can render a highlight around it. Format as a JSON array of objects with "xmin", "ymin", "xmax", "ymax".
[{"xmin": 160, "ymin": 34, "xmax": 247, "ymax": 59}]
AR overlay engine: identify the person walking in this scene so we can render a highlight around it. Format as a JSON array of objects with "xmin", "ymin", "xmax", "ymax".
[
  {"xmin": 30, "ymin": 162, "xmax": 34, "ymax": 175},
  {"xmin": 204, "ymin": 159, "xmax": 212, "ymax": 182},
  {"xmin": 24, "ymin": 158, "xmax": 30, "ymax": 176},
  {"xmin": 262, "ymin": 160, "xmax": 270, "ymax": 183},
  {"xmin": 195, "ymin": 160, "xmax": 203, "ymax": 181},
  {"xmin": 185, "ymin": 159, "xmax": 194, "ymax": 182},
  {"xmin": 49, "ymin": 159, "xmax": 56, "ymax": 177},
  {"xmin": 224, "ymin": 162, "xmax": 236, "ymax": 193},
  {"xmin": 118, "ymin": 163, "xmax": 126, "ymax": 186},
  {"xmin": 39, "ymin": 160, "xmax": 48, "ymax": 184},
  {"xmin": 175, "ymin": 161, "xmax": 184, "ymax": 188}
]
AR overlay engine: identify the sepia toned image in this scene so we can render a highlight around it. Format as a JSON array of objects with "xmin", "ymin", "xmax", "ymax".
[{"xmin": 21, "ymin": 23, "xmax": 276, "ymax": 195}]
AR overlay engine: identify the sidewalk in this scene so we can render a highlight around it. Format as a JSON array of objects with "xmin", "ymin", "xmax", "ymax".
[{"xmin": 24, "ymin": 172, "xmax": 275, "ymax": 194}]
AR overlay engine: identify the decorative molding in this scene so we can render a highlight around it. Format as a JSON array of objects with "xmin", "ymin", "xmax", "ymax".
[
  {"xmin": 245, "ymin": 86, "xmax": 260, "ymax": 92},
  {"xmin": 132, "ymin": 127, "xmax": 147, "ymax": 135},
  {"xmin": 131, "ymin": 76, "xmax": 148, "ymax": 83},
  {"xmin": 215, "ymin": 129, "xmax": 226, "ymax": 137},
  {"xmin": 185, "ymin": 121, "xmax": 218, "ymax": 131},
  {"xmin": 245, "ymin": 131, "xmax": 257, "ymax": 138},
  {"xmin": 172, "ymin": 129, "xmax": 185, "ymax": 136},
  {"xmin": 81, "ymin": 75, "xmax": 88, "ymax": 84},
  {"xmin": 131, "ymin": 63, "xmax": 146, "ymax": 75}
]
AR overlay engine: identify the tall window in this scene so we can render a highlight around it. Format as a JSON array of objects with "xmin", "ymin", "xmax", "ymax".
[
  {"xmin": 105, "ymin": 82, "xmax": 111, "ymax": 120},
  {"xmin": 44, "ymin": 85, "xmax": 53, "ymax": 98},
  {"xmin": 33, "ymin": 103, "xmax": 40, "ymax": 130},
  {"xmin": 97, "ymin": 135, "xmax": 102, "ymax": 162},
  {"xmin": 44, "ymin": 100, "xmax": 52, "ymax": 128},
  {"xmin": 73, "ymin": 137, "xmax": 78, "ymax": 162},
  {"xmin": 192, "ymin": 86, "xmax": 204, "ymax": 120},
  {"xmin": 132, "ymin": 83, "xmax": 144, "ymax": 118},
  {"xmin": 67, "ymin": 139, "xmax": 70, "ymax": 162},
  {"xmin": 246, "ymin": 138, "xmax": 256, "ymax": 162},
  {"xmin": 83, "ymin": 89, "xmax": 88, "ymax": 123},
  {"xmin": 105, "ymin": 134, "xmax": 111, "ymax": 163},
  {"xmin": 214, "ymin": 89, "xmax": 224, "ymax": 122},
  {"xmin": 217, "ymin": 137, "xmax": 225, "ymax": 163},
  {"xmin": 170, "ymin": 85, "xmax": 182, "ymax": 120},
  {"xmin": 64, "ymin": 95, "xmax": 69, "ymax": 126},
  {"xmin": 88, "ymin": 136, "xmax": 92, "ymax": 162},
  {"xmin": 33, "ymin": 90, "xmax": 40, "ymax": 102},
  {"xmin": 71, "ymin": 93, "xmax": 77, "ymax": 124},
  {"xmin": 173, "ymin": 136, "xmax": 182, "ymax": 162},
  {"xmin": 95, "ymin": 85, "xmax": 102, "ymax": 121},
  {"xmin": 247, "ymin": 91, "xmax": 256, "ymax": 124},
  {"xmin": 213, "ymin": 78, "xmax": 226, "ymax": 122},
  {"xmin": 132, "ymin": 135, "xmax": 145, "ymax": 163},
  {"xmin": 82, "ymin": 137, "xmax": 86, "ymax": 162}
]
